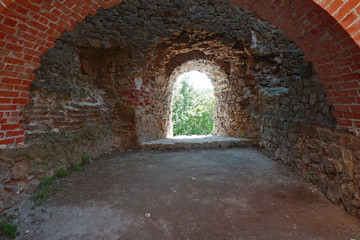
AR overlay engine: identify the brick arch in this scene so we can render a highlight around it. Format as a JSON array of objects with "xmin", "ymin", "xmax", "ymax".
[{"xmin": 0, "ymin": 0, "xmax": 359, "ymax": 147}]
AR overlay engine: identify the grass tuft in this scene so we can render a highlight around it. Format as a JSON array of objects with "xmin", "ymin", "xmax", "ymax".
[{"xmin": 0, "ymin": 214, "xmax": 19, "ymax": 238}]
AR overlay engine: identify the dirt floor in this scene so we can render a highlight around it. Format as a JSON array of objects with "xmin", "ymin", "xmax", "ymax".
[{"xmin": 6, "ymin": 148, "xmax": 360, "ymax": 240}]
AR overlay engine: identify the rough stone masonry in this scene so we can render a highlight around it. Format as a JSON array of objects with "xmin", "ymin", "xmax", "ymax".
[{"xmin": 0, "ymin": 0, "xmax": 359, "ymax": 218}]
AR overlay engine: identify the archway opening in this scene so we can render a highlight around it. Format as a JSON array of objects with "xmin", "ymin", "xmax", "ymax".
[{"xmin": 171, "ymin": 71, "xmax": 215, "ymax": 136}]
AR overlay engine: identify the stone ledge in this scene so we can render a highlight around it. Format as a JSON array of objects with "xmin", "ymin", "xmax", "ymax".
[{"xmin": 141, "ymin": 135, "xmax": 257, "ymax": 150}]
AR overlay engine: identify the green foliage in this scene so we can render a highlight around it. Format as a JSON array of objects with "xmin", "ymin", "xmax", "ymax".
[
  {"xmin": 0, "ymin": 214, "xmax": 19, "ymax": 238},
  {"xmin": 82, "ymin": 155, "xmax": 90, "ymax": 163},
  {"xmin": 33, "ymin": 175, "xmax": 58, "ymax": 206},
  {"xmin": 172, "ymin": 77, "xmax": 215, "ymax": 136},
  {"xmin": 73, "ymin": 155, "xmax": 90, "ymax": 171},
  {"xmin": 56, "ymin": 168, "xmax": 68, "ymax": 178},
  {"xmin": 72, "ymin": 164, "xmax": 83, "ymax": 172}
]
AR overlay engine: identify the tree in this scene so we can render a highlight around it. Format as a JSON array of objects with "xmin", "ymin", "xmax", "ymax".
[{"xmin": 172, "ymin": 77, "xmax": 215, "ymax": 136}]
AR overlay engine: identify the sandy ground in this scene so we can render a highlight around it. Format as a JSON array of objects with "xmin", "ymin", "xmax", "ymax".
[{"xmin": 4, "ymin": 148, "xmax": 360, "ymax": 240}]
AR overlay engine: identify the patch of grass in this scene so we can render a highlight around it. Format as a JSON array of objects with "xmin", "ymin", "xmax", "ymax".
[
  {"xmin": 72, "ymin": 155, "xmax": 90, "ymax": 172},
  {"xmin": 55, "ymin": 168, "xmax": 68, "ymax": 178},
  {"xmin": 82, "ymin": 155, "xmax": 90, "ymax": 163},
  {"xmin": 33, "ymin": 156, "xmax": 91, "ymax": 206},
  {"xmin": 0, "ymin": 214, "xmax": 19, "ymax": 238},
  {"xmin": 33, "ymin": 175, "xmax": 57, "ymax": 206}
]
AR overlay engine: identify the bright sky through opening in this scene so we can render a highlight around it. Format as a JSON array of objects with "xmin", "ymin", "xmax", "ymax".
[{"xmin": 176, "ymin": 71, "xmax": 213, "ymax": 90}]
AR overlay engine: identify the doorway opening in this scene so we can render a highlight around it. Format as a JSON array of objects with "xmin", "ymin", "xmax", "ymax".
[{"xmin": 171, "ymin": 71, "xmax": 215, "ymax": 136}]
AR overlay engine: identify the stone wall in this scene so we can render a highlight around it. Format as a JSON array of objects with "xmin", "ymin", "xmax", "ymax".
[
  {"xmin": 0, "ymin": 0, "xmax": 359, "ymax": 218},
  {"xmin": 259, "ymin": 121, "xmax": 360, "ymax": 217}
]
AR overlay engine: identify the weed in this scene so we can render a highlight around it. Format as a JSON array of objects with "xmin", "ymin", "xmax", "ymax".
[
  {"xmin": 33, "ymin": 156, "xmax": 91, "ymax": 206},
  {"xmin": 0, "ymin": 214, "xmax": 19, "ymax": 238},
  {"xmin": 82, "ymin": 155, "xmax": 90, "ymax": 163},
  {"xmin": 72, "ymin": 164, "xmax": 83, "ymax": 171},
  {"xmin": 33, "ymin": 176, "xmax": 57, "ymax": 206},
  {"xmin": 55, "ymin": 168, "xmax": 68, "ymax": 178},
  {"xmin": 72, "ymin": 156, "xmax": 90, "ymax": 172},
  {"xmin": 309, "ymin": 182, "xmax": 313, "ymax": 186}
]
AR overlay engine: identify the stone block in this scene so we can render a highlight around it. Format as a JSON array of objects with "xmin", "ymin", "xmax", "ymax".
[
  {"xmin": 341, "ymin": 148, "xmax": 355, "ymax": 179},
  {"xmin": 318, "ymin": 128, "xmax": 333, "ymax": 142},
  {"xmin": 310, "ymin": 152, "xmax": 321, "ymax": 163},
  {"xmin": 309, "ymin": 93, "xmax": 317, "ymax": 105},
  {"xmin": 0, "ymin": 163, "xmax": 10, "ymax": 183},
  {"xmin": 11, "ymin": 162, "xmax": 30, "ymax": 180},
  {"xmin": 326, "ymin": 182, "xmax": 341, "ymax": 204},
  {"xmin": 302, "ymin": 154, "xmax": 310, "ymax": 164},
  {"xmin": 349, "ymin": 136, "xmax": 360, "ymax": 152},
  {"xmin": 341, "ymin": 183, "xmax": 355, "ymax": 198},
  {"xmin": 319, "ymin": 173, "xmax": 330, "ymax": 193}
]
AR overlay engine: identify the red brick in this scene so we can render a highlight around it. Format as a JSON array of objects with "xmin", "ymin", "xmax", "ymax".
[
  {"xmin": 356, "ymin": 4, "xmax": 360, "ymax": 15},
  {"xmin": 0, "ymin": 104, "xmax": 17, "ymax": 110},
  {"xmin": 12, "ymin": 98, "xmax": 29, "ymax": 104},
  {"xmin": 334, "ymin": 1, "xmax": 360, "ymax": 22},
  {"xmin": 350, "ymin": 105, "xmax": 360, "ymax": 112},
  {"xmin": 0, "ymin": 24, "xmax": 16, "ymax": 34},
  {"xmin": 338, "ymin": 97, "xmax": 356, "ymax": 104},
  {"xmin": 0, "ymin": 138, "xmax": 15, "ymax": 145},
  {"xmin": 1, "ymin": 77, "xmax": 22, "ymax": 85},
  {"xmin": 0, "ymin": 91, "xmax": 19, "ymax": 97},
  {"xmin": 341, "ymin": 81, "xmax": 359, "ymax": 89},
  {"xmin": 337, "ymin": 119, "xmax": 353, "ymax": 126},
  {"xmin": 6, "ymin": 130, "xmax": 25, "ymax": 137},
  {"xmin": 344, "ymin": 112, "xmax": 360, "ymax": 119},
  {"xmin": 339, "ymin": 11, "xmax": 358, "ymax": 29},
  {"xmin": 16, "ymin": 5, "xmax": 29, "ymax": 15},
  {"xmin": 333, "ymin": 90, "xmax": 349, "ymax": 97},
  {"xmin": 332, "ymin": 111, "xmax": 344, "ymax": 118},
  {"xmin": 3, "ymin": 17, "xmax": 17, "ymax": 27},
  {"xmin": 347, "ymin": 18, "xmax": 360, "ymax": 36},
  {"xmin": 342, "ymin": 73, "xmax": 360, "ymax": 82},
  {"xmin": 0, "ymin": 98, "xmax": 12, "ymax": 104},
  {"xmin": 1, "ymin": 123, "xmax": 21, "ymax": 131},
  {"xmin": 334, "ymin": 105, "xmax": 349, "ymax": 112}
]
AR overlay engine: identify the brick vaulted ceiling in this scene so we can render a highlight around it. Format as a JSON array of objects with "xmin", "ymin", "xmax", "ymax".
[{"xmin": 0, "ymin": 0, "xmax": 359, "ymax": 147}]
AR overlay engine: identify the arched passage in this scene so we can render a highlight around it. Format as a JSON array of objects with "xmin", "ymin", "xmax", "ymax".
[
  {"xmin": 0, "ymin": 0, "xmax": 359, "ymax": 217},
  {"xmin": 170, "ymin": 70, "xmax": 215, "ymax": 136},
  {"xmin": 0, "ymin": 0, "xmax": 359, "ymax": 147},
  {"xmin": 168, "ymin": 59, "xmax": 253, "ymax": 138}
]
